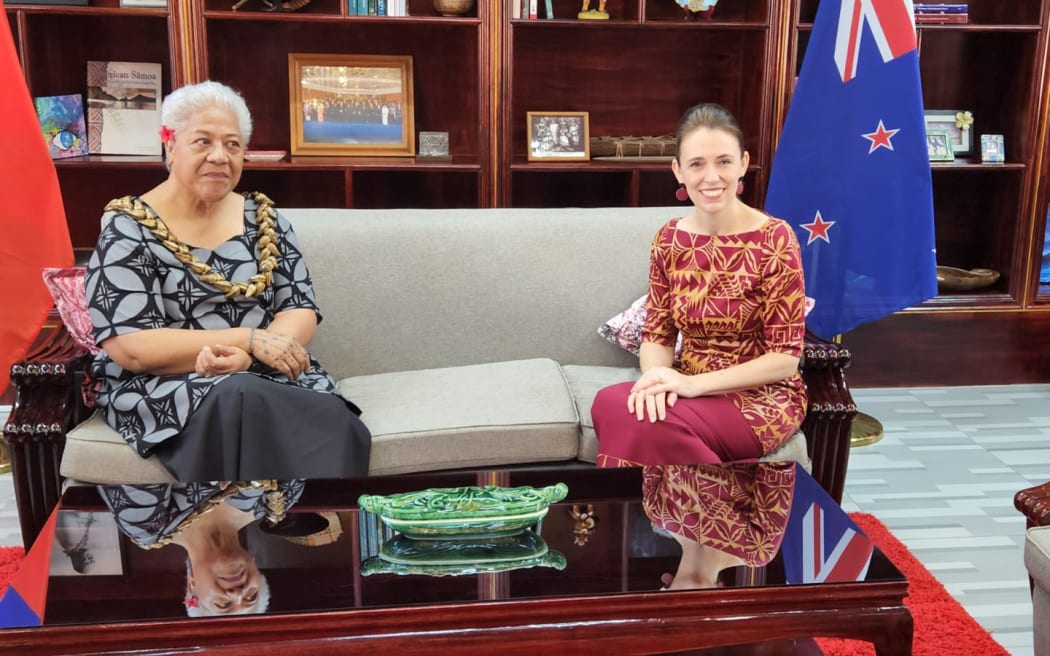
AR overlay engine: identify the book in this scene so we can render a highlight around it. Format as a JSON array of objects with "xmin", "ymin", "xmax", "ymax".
[
  {"xmin": 529, "ymin": 0, "xmax": 537, "ymax": 19},
  {"xmin": 34, "ymin": 94, "xmax": 89, "ymax": 160},
  {"xmin": 915, "ymin": 13, "xmax": 968, "ymax": 23},
  {"xmin": 544, "ymin": 0, "xmax": 552, "ymax": 18},
  {"xmin": 914, "ymin": 3, "xmax": 967, "ymax": 12},
  {"xmin": 86, "ymin": 61, "xmax": 162, "ymax": 156},
  {"xmin": 119, "ymin": 0, "xmax": 167, "ymax": 7},
  {"xmin": 244, "ymin": 149, "xmax": 288, "ymax": 161}
]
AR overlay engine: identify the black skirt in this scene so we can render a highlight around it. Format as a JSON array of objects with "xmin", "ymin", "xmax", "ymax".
[{"xmin": 154, "ymin": 374, "xmax": 371, "ymax": 482}]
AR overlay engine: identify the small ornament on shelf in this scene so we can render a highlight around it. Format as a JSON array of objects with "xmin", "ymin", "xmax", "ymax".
[
  {"xmin": 675, "ymin": 0, "xmax": 719, "ymax": 20},
  {"xmin": 578, "ymin": 0, "xmax": 608, "ymax": 20}
]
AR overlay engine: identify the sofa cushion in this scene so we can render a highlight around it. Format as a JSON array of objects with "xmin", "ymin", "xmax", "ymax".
[
  {"xmin": 61, "ymin": 411, "xmax": 175, "ymax": 484},
  {"xmin": 338, "ymin": 358, "xmax": 580, "ymax": 476},
  {"xmin": 561, "ymin": 364, "xmax": 811, "ymax": 470}
]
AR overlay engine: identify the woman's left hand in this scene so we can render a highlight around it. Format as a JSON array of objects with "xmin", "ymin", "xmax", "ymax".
[
  {"xmin": 628, "ymin": 367, "xmax": 692, "ymax": 422},
  {"xmin": 196, "ymin": 344, "xmax": 252, "ymax": 378}
]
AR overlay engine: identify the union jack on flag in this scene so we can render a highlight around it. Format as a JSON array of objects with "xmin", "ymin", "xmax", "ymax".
[
  {"xmin": 765, "ymin": 0, "xmax": 937, "ymax": 339},
  {"xmin": 781, "ymin": 463, "xmax": 873, "ymax": 584}
]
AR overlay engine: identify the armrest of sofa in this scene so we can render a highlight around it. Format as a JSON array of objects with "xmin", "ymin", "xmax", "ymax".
[
  {"xmin": 1016, "ymin": 481, "xmax": 1050, "ymax": 529},
  {"xmin": 3, "ymin": 323, "xmax": 92, "ymax": 549},
  {"xmin": 799, "ymin": 330, "xmax": 858, "ymax": 505}
]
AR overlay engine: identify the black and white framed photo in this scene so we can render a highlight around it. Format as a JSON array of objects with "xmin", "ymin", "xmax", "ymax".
[
  {"xmin": 50, "ymin": 510, "xmax": 126, "ymax": 576},
  {"xmin": 527, "ymin": 111, "xmax": 590, "ymax": 161},
  {"xmin": 924, "ymin": 110, "xmax": 973, "ymax": 157}
]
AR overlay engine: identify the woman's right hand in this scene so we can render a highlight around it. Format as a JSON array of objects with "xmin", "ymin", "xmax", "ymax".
[{"xmin": 248, "ymin": 329, "xmax": 310, "ymax": 380}]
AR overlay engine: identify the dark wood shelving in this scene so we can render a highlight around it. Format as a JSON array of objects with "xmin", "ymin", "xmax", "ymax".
[{"xmin": 9, "ymin": 0, "xmax": 1050, "ymax": 384}]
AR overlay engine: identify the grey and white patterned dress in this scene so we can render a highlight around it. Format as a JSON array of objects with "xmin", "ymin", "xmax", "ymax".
[{"xmin": 86, "ymin": 193, "xmax": 370, "ymax": 479}]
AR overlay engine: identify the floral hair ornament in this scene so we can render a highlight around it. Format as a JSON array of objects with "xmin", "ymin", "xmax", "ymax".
[
  {"xmin": 184, "ymin": 593, "xmax": 199, "ymax": 608},
  {"xmin": 158, "ymin": 125, "xmax": 175, "ymax": 144}
]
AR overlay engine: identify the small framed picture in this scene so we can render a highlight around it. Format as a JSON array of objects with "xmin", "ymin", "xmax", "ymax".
[
  {"xmin": 418, "ymin": 130, "xmax": 450, "ymax": 159},
  {"xmin": 288, "ymin": 53, "xmax": 415, "ymax": 157},
  {"xmin": 924, "ymin": 110, "xmax": 973, "ymax": 157},
  {"xmin": 980, "ymin": 134, "xmax": 1005, "ymax": 163},
  {"xmin": 527, "ymin": 111, "xmax": 590, "ymax": 161},
  {"xmin": 50, "ymin": 510, "xmax": 126, "ymax": 576},
  {"xmin": 926, "ymin": 131, "xmax": 954, "ymax": 162}
]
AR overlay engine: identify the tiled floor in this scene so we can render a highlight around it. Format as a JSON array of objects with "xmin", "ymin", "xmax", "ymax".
[{"xmin": 1, "ymin": 385, "xmax": 1046, "ymax": 654}]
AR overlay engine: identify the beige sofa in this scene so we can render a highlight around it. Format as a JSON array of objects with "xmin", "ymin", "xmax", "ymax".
[
  {"xmin": 1028, "ymin": 526, "xmax": 1050, "ymax": 656},
  {"xmin": 5, "ymin": 206, "xmax": 858, "ymax": 548}
]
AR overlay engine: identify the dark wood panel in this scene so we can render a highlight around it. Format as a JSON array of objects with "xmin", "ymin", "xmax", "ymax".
[
  {"xmin": 19, "ymin": 13, "xmax": 171, "ymax": 96},
  {"xmin": 509, "ymin": 28, "xmax": 769, "ymax": 160},
  {"xmin": 205, "ymin": 21, "xmax": 481, "ymax": 157},
  {"xmin": 57, "ymin": 167, "xmax": 169, "ymax": 250},
  {"xmin": 843, "ymin": 311, "xmax": 1050, "ymax": 387}
]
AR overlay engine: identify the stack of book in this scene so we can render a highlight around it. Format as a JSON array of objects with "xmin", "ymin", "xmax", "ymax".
[
  {"xmin": 914, "ymin": 3, "xmax": 968, "ymax": 24},
  {"xmin": 512, "ymin": 0, "xmax": 554, "ymax": 19},
  {"xmin": 348, "ymin": 0, "xmax": 407, "ymax": 15}
]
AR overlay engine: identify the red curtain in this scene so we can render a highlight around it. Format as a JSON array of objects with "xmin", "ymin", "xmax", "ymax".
[{"xmin": 0, "ymin": 0, "xmax": 74, "ymax": 392}]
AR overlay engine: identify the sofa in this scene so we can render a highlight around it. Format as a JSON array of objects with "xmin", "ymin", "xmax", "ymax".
[
  {"xmin": 1016, "ymin": 481, "xmax": 1050, "ymax": 655},
  {"xmin": 4, "ymin": 206, "xmax": 858, "ymax": 549}
]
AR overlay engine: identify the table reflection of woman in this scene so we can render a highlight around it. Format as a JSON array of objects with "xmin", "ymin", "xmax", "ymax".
[
  {"xmin": 643, "ymin": 461, "xmax": 796, "ymax": 590},
  {"xmin": 99, "ymin": 479, "xmax": 305, "ymax": 616}
]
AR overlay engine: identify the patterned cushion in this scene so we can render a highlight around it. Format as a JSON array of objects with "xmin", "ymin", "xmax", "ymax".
[
  {"xmin": 42, "ymin": 266, "xmax": 98, "ymax": 354},
  {"xmin": 597, "ymin": 294, "xmax": 682, "ymax": 357}
]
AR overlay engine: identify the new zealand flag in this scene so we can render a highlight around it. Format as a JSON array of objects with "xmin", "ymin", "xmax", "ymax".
[{"xmin": 765, "ymin": 0, "xmax": 937, "ymax": 339}]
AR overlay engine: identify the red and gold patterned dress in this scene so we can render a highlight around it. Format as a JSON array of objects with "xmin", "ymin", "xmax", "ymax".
[{"xmin": 593, "ymin": 215, "xmax": 807, "ymax": 466}]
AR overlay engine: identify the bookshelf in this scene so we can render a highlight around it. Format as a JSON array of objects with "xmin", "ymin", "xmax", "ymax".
[{"xmin": 7, "ymin": 0, "xmax": 1050, "ymax": 384}]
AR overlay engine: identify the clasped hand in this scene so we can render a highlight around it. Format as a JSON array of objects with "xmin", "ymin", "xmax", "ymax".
[
  {"xmin": 195, "ymin": 329, "xmax": 310, "ymax": 381},
  {"xmin": 628, "ymin": 366, "xmax": 689, "ymax": 422}
]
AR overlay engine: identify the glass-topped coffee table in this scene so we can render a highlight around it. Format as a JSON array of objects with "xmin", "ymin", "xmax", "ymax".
[{"xmin": 0, "ymin": 464, "xmax": 911, "ymax": 655}]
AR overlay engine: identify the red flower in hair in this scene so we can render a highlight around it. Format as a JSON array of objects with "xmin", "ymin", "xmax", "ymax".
[
  {"xmin": 184, "ymin": 594, "xmax": 199, "ymax": 608},
  {"xmin": 158, "ymin": 125, "xmax": 175, "ymax": 143}
]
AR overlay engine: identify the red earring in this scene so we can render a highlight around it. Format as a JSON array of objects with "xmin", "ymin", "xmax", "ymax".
[
  {"xmin": 675, "ymin": 183, "xmax": 689, "ymax": 202},
  {"xmin": 737, "ymin": 180, "xmax": 744, "ymax": 196}
]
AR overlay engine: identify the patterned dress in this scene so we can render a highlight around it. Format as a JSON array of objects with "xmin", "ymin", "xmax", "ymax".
[
  {"xmin": 86, "ymin": 193, "xmax": 370, "ymax": 480},
  {"xmin": 642, "ymin": 462, "xmax": 796, "ymax": 566},
  {"xmin": 593, "ymin": 216, "xmax": 807, "ymax": 466},
  {"xmin": 99, "ymin": 480, "xmax": 305, "ymax": 548}
]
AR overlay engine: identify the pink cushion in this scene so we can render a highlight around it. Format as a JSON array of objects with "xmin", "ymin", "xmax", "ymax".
[
  {"xmin": 598, "ymin": 294, "xmax": 682, "ymax": 359},
  {"xmin": 42, "ymin": 267, "xmax": 98, "ymax": 354}
]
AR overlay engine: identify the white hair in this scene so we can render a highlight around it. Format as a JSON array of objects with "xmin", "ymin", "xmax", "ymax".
[
  {"xmin": 160, "ymin": 80, "xmax": 253, "ymax": 169},
  {"xmin": 184, "ymin": 559, "xmax": 271, "ymax": 617}
]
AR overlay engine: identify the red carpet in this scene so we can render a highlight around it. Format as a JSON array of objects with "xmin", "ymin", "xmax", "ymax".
[
  {"xmin": 817, "ymin": 513, "xmax": 1010, "ymax": 656},
  {"xmin": 0, "ymin": 546, "xmax": 24, "ymax": 598},
  {"xmin": 0, "ymin": 516, "xmax": 1015, "ymax": 654}
]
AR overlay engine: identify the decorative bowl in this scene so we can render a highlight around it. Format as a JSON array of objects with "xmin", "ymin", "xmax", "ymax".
[
  {"xmin": 358, "ymin": 483, "xmax": 568, "ymax": 539},
  {"xmin": 361, "ymin": 530, "xmax": 567, "ymax": 577},
  {"xmin": 936, "ymin": 266, "xmax": 1000, "ymax": 292},
  {"xmin": 433, "ymin": 0, "xmax": 474, "ymax": 16}
]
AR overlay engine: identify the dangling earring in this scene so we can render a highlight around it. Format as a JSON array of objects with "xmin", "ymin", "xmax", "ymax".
[
  {"xmin": 736, "ymin": 180, "xmax": 744, "ymax": 196},
  {"xmin": 675, "ymin": 183, "xmax": 689, "ymax": 202}
]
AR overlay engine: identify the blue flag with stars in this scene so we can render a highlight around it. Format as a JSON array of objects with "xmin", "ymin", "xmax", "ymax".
[{"xmin": 765, "ymin": 0, "xmax": 937, "ymax": 339}]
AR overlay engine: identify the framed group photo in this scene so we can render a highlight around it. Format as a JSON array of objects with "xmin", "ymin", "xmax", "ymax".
[
  {"xmin": 527, "ymin": 111, "xmax": 590, "ymax": 161},
  {"xmin": 924, "ymin": 109, "xmax": 973, "ymax": 157},
  {"xmin": 288, "ymin": 53, "xmax": 415, "ymax": 157}
]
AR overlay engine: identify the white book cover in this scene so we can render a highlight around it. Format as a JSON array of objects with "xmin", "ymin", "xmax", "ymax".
[
  {"xmin": 86, "ymin": 60, "xmax": 162, "ymax": 156},
  {"xmin": 119, "ymin": 0, "xmax": 167, "ymax": 7}
]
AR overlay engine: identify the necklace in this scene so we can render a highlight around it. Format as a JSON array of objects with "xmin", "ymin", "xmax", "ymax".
[{"xmin": 104, "ymin": 191, "xmax": 279, "ymax": 298}]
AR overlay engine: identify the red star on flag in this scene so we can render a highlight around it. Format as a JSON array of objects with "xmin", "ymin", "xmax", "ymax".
[
  {"xmin": 862, "ymin": 119, "xmax": 900, "ymax": 154},
  {"xmin": 801, "ymin": 211, "xmax": 835, "ymax": 245}
]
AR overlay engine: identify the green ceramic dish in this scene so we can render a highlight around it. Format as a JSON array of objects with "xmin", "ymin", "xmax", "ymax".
[
  {"xmin": 361, "ymin": 530, "xmax": 567, "ymax": 577},
  {"xmin": 358, "ymin": 483, "xmax": 568, "ymax": 539}
]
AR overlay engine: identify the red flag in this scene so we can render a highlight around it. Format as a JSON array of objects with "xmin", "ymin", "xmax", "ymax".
[
  {"xmin": 0, "ymin": 506, "xmax": 56, "ymax": 627},
  {"xmin": 0, "ymin": 0, "xmax": 74, "ymax": 392}
]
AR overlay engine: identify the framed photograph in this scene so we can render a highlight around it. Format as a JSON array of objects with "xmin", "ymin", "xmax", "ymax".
[
  {"xmin": 924, "ymin": 109, "xmax": 973, "ymax": 157},
  {"xmin": 50, "ymin": 510, "xmax": 126, "ymax": 576},
  {"xmin": 527, "ymin": 111, "xmax": 590, "ymax": 161},
  {"xmin": 288, "ymin": 53, "xmax": 415, "ymax": 157},
  {"xmin": 926, "ymin": 130, "xmax": 955, "ymax": 162},
  {"xmin": 980, "ymin": 134, "xmax": 1005, "ymax": 163}
]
